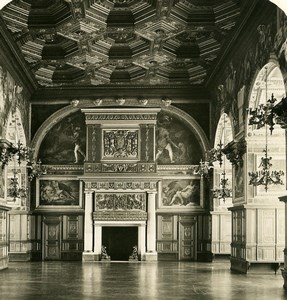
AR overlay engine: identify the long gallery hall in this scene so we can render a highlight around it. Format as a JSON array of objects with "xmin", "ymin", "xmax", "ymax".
[{"xmin": 1, "ymin": 0, "xmax": 287, "ymax": 299}]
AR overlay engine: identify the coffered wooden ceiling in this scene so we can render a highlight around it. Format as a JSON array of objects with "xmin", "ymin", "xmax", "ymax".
[{"xmin": 0, "ymin": 0, "xmax": 241, "ymax": 87}]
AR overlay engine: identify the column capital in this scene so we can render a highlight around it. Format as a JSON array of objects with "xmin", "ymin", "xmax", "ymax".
[
  {"xmin": 84, "ymin": 190, "xmax": 94, "ymax": 195},
  {"xmin": 147, "ymin": 191, "xmax": 157, "ymax": 195}
]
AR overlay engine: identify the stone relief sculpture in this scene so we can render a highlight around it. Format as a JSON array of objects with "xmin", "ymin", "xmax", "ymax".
[
  {"xmin": 96, "ymin": 193, "xmax": 145, "ymax": 211},
  {"xmin": 103, "ymin": 129, "xmax": 138, "ymax": 159}
]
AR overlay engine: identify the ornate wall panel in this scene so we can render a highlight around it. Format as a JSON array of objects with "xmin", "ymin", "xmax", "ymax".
[
  {"xmin": 102, "ymin": 129, "xmax": 139, "ymax": 160},
  {"xmin": 8, "ymin": 213, "xmax": 31, "ymax": 261},
  {"xmin": 0, "ymin": 209, "xmax": 8, "ymax": 269},
  {"xmin": 211, "ymin": 212, "xmax": 231, "ymax": 254},
  {"xmin": 95, "ymin": 193, "xmax": 146, "ymax": 211},
  {"xmin": 157, "ymin": 215, "xmax": 178, "ymax": 256}
]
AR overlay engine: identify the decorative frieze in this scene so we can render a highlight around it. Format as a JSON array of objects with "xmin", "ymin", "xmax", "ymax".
[
  {"xmin": 85, "ymin": 114, "xmax": 157, "ymax": 121},
  {"xmin": 95, "ymin": 193, "xmax": 146, "ymax": 210},
  {"xmin": 84, "ymin": 162, "xmax": 156, "ymax": 173},
  {"xmin": 89, "ymin": 181, "xmax": 157, "ymax": 191},
  {"xmin": 93, "ymin": 211, "xmax": 147, "ymax": 221},
  {"xmin": 42, "ymin": 165, "xmax": 84, "ymax": 175},
  {"xmin": 102, "ymin": 163, "xmax": 138, "ymax": 172}
]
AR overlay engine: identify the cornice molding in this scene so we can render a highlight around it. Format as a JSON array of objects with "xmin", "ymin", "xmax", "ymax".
[{"xmin": 31, "ymin": 84, "xmax": 211, "ymax": 102}]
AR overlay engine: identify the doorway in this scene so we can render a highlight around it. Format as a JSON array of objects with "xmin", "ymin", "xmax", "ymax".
[{"xmin": 102, "ymin": 227, "xmax": 138, "ymax": 261}]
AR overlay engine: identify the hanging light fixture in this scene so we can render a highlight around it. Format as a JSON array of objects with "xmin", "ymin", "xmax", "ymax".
[
  {"xmin": 193, "ymin": 159, "xmax": 214, "ymax": 178},
  {"xmin": 206, "ymin": 140, "xmax": 224, "ymax": 167},
  {"xmin": 248, "ymin": 67, "xmax": 284, "ymax": 191},
  {"xmin": 2, "ymin": 112, "xmax": 46, "ymax": 200},
  {"xmin": 7, "ymin": 169, "xmax": 28, "ymax": 201},
  {"xmin": 212, "ymin": 113, "xmax": 232, "ymax": 202},
  {"xmin": 213, "ymin": 171, "xmax": 232, "ymax": 202}
]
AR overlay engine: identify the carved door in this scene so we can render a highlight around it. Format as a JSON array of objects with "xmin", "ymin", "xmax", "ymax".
[
  {"xmin": 43, "ymin": 217, "xmax": 61, "ymax": 260},
  {"xmin": 179, "ymin": 221, "xmax": 196, "ymax": 260}
]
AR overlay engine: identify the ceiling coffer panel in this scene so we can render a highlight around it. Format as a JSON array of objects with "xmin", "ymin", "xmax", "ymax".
[{"xmin": 1, "ymin": 0, "xmax": 241, "ymax": 87}]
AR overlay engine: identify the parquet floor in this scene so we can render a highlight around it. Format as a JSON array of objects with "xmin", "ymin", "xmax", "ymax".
[{"xmin": 0, "ymin": 260, "xmax": 286, "ymax": 300}]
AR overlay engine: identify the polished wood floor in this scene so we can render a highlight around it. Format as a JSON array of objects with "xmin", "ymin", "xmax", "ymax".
[{"xmin": 0, "ymin": 260, "xmax": 286, "ymax": 299}]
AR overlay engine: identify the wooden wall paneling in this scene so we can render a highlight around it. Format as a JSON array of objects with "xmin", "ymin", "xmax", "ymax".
[
  {"xmin": 43, "ymin": 216, "xmax": 61, "ymax": 260},
  {"xmin": 276, "ymin": 208, "xmax": 285, "ymax": 261},
  {"xmin": 62, "ymin": 215, "xmax": 84, "ymax": 260},
  {"xmin": 246, "ymin": 208, "xmax": 256, "ymax": 261},
  {"xmin": 0, "ymin": 210, "xmax": 8, "ymax": 269},
  {"xmin": 157, "ymin": 215, "xmax": 178, "ymax": 256},
  {"xmin": 219, "ymin": 213, "xmax": 231, "ymax": 254},
  {"xmin": 179, "ymin": 218, "xmax": 196, "ymax": 261},
  {"xmin": 8, "ymin": 213, "xmax": 30, "ymax": 261}
]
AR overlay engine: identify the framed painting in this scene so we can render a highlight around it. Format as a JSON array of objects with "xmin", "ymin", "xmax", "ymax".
[
  {"xmin": 160, "ymin": 177, "xmax": 201, "ymax": 208},
  {"xmin": 36, "ymin": 178, "xmax": 82, "ymax": 208}
]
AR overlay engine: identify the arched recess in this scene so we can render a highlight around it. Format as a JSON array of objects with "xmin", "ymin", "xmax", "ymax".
[
  {"xmin": 211, "ymin": 112, "xmax": 233, "ymax": 255},
  {"xmin": 213, "ymin": 112, "xmax": 233, "ymax": 205},
  {"xmin": 31, "ymin": 105, "xmax": 79, "ymax": 159},
  {"xmin": 246, "ymin": 62, "xmax": 286, "ymax": 198},
  {"xmin": 31, "ymin": 104, "xmax": 210, "ymax": 164},
  {"xmin": 161, "ymin": 105, "xmax": 210, "ymax": 157}
]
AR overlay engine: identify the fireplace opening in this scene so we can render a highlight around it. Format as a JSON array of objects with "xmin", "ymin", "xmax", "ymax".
[{"xmin": 102, "ymin": 226, "xmax": 138, "ymax": 261}]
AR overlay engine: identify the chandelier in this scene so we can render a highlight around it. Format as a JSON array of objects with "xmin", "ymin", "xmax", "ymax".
[
  {"xmin": 206, "ymin": 140, "xmax": 224, "ymax": 167},
  {"xmin": 248, "ymin": 146, "xmax": 284, "ymax": 191},
  {"xmin": 212, "ymin": 113, "xmax": 232, "ymax": 202},
  {"xmin": 0, "ymin": 113, "xmax": 46, "ymax": 201},
  {"xmin": 212, "ymin": 171, "xmax": 232, "ymax": 202},
  {"xmin": 246, "ymin": 93, "xmax": 277, "ymax": 134},
  {"xmin": 193, "ymin": 159, "xmax": 213, "ymax": 178},
  {"xmin": 247, "ymin": 67, "xmax": 284, "ymax": 191},
  {"xmin": 7, "ymin": 169, "xmax": 28, "ymax": 201}
]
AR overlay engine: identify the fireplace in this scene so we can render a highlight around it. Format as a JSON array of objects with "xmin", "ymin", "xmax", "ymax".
[{"xmin": 102, "ymin": 226, "xmax": 138, "ymax": 261}]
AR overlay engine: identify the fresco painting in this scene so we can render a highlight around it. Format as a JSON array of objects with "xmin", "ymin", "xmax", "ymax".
[
  {"xmin": 156, "ymin": 112, "xmax": 202, "ymax": 165},
  {"xmin": 162, "ymin": 179, "xmax": 200, "ymax": 207},
  {"xmin": 234, "ymin": 164, "xmax": 244, "ymax": 198},
  {"xmin": 39, "ymin": 112, "xmax": 86, "ymax": 164},
  {"xmin": 39, "ymin": 179, "xmax": 80, "ymax": 206}
]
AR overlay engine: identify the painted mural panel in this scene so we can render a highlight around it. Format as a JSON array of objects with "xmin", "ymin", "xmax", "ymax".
[
  {"xmin": 39, "ymin": 112, "xmax": 86, "ymax": 164},
  {"xmin": 156, "ymin": 112, "xmax": 202, "ymax": 165},
  {"xmin": 161, "ymin": 178, "xmax": 200, "ymax": 207},
  {"xmin": 234, "ymin": 164, "xmax": 244, "ymax": 199},
  {"xmin": 38, "ymin": 179, "xmax": 80, "ymax": 206}
]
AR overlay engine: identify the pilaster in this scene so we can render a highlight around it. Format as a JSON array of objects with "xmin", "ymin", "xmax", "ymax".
[{"xmin": 144, "ymin": 191, "xmax": 158, "ymax": 261}]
